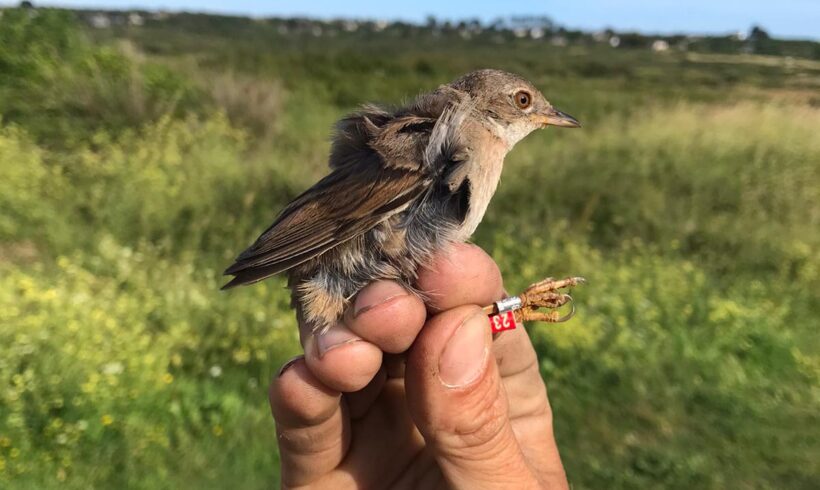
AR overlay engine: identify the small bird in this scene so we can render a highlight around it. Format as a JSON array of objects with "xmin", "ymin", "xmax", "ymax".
[{"xmin": 223, "ymin": 69, "xmax": 580, "ymax": 334}]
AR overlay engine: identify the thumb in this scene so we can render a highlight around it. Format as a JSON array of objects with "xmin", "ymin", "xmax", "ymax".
[{"xmin": 405, "ymin": 306, "xmax": 542, "ymax": 489}]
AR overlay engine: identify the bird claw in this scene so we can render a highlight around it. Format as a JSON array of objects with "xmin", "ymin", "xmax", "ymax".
[
  {"xmin": 484, "ymin": 276, "xmax": 584, "ymax": 325},
  {"xmin": 519, "ymin": 294, "xmax": 576, "ymax": 323}
]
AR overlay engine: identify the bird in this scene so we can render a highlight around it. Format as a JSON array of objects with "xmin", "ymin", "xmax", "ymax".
[{"xmin": 223, "ymin": 69, "xmax": 580, "ymax": 335}]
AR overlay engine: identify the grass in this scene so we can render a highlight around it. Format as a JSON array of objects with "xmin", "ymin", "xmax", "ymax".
[{"xmin": 0, "ymin": 8, "xmax": 818, "ymax": 489}]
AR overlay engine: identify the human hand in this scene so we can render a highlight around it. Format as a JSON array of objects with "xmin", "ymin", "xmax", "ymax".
[{"xmin": 269, "ymin": 243, "xmax": 569, "ymax": 489}]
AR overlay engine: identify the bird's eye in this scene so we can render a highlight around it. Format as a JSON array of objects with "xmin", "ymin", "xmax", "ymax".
[{"xmin": 514, "ymin": 90, "xmax": 532, "ymax": 109}]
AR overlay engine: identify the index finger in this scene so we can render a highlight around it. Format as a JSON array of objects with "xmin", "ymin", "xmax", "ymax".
[{"xmin": 416, "ymin": 243, "xmax": 505, "ymax": 312}]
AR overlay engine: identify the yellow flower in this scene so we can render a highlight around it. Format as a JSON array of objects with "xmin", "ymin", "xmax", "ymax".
[
  {"xmin": 212, "ymin": 425, "xmax": 223, "ymax": 437},
  {"xmin": 232, "ymin": 348, "xmax": 251, "ymax": 364},
  {"xmin": 161, "ymin": 373, "xmax": 174, "ymax": 384},
  {"xmin": 17, "ymin": 276, "xmax": 34, "ymax": 293},
  {"xmin": 101, "ymin": 414, "xmax": 114, "ymax": 426}
]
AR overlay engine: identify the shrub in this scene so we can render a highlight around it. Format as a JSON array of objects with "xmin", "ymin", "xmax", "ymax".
[{"xmin": 0, "ymin": 9, "xmax": 206, "ymax": 147}]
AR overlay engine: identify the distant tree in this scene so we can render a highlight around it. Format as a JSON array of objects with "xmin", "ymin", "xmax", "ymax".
[
  {"xmin": 747, "ymin": 25, "xmax": 776, "ymax": 55},
  {"xmin": 20, "ymin": 1, "xmax": 35, "ymax": 8},
  {"xmin": 749, "ymin": 25, "xmax": 770, "ymax": 41},
  {"xmin": 509, "ymin": 15, "xmax": 554, "ymax": 31},
  {"xmin": 488, "ymin": 17, "xmax": 505, "ymax": 31},
  {"xmin": 618, "ymin": 32, "xmax": 648, "ymax": 49}
]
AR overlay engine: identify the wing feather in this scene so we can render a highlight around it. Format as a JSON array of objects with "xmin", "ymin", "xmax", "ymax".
[{"xmin": 222, "ymin": 164, "xmax": 429, "ymax": 287}]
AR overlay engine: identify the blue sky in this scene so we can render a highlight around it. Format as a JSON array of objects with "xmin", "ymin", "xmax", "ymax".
[{"xmin": 3, "ymin": 1, "xmax": 819, "ymax": 39}]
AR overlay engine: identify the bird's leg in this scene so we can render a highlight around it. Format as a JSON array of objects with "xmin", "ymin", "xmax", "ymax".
[{"xmin": 484, "ymin": 276, "xmax": 585, "ymax": 326}]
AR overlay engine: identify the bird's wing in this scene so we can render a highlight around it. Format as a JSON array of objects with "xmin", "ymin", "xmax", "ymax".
[
  {"xmin": 222, "ymin": 120, "xmax": 437, "ymax": 288},
  {"xmin": 223, "ymin": 90, "xmax": 475, "ymax": 289}
]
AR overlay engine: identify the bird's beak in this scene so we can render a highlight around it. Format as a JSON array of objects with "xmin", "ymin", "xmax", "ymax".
[{"xmin": 535, "ymin": 107, "xmax": 581, "ymax": 128}]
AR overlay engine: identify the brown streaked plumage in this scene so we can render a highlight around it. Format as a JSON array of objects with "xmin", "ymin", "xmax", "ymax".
[{"xmin": 223, "ymin": 69, "xmax": 580, "ymax": 334}]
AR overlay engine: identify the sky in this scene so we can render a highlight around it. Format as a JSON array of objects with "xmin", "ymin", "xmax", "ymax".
[{"xmin": 3, "ymin": 0, "xmax": 819, "ymax": 40}]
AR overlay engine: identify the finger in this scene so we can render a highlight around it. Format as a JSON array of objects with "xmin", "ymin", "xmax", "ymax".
[
  {"xmin": 492, "ymin": 324, "xmax": 569, "ymax": 488},
  {"xmin": 492, "ymin": 324, "xmax": 546, "ymax": 416},
  {"xmin": 405, "ymin": 306, "xmax": 542, "ymax": 489},
  {"xmin": 416, "ymin": 243, "xmax": 505, "ymax": 312},
  {"xmin": 303, "ymin": 323, "xmax": 384, "ymax": 392},
  {"xmin": 297, "ymin": 280, "xmax": 424, "ymax": 392},
  {"xmin": 269, "ymin": 356, "xmax": 349, "ymax": 488},
  {"xmin": 344, "ymin": 364, "xmax": 387, "ymax": 420},
  {"xmin": 337, "ymin": 376, "xmax": 428, "ymax": 489},
  {"xmin": 344, "ymin": 280, "xmax": 427, "ymax": 354}
]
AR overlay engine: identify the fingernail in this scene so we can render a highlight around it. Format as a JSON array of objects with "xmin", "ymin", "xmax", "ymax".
[
  {"xmin": 438, "ymin": 312, "xmax": 489, "ymax": 388},
  {"xmin": 316, "ymin": 323, "xmax": 361, "ymax": 358},
  {"xmin": 353, "ymin": 281, "xmax": 408, "ymax": 318},
  {"xmin": 277, "ymin": 355, "xmax": 304, "ymax": 377}
]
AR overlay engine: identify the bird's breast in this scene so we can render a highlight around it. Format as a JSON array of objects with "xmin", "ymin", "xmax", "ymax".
[{"xmin": 456, "ymin": 140, "xmax": 508, "ymax": 241}]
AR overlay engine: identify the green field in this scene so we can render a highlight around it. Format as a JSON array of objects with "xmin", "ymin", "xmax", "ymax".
[{"xmin": 1, "ymin": 9, "xmax": 819, "ymax": 489}]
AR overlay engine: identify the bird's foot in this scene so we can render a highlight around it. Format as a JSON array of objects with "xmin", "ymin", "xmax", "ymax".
[
  {"xmin": 518, "ymin": 276, "xmax": 585, "ymax": 323},
  {"xmin": 484, "ymin": 276, "xmax": 585, "ymax": 324}
]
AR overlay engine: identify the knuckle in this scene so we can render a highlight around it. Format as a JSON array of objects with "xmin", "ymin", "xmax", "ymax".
[
  {"xmin": 434, "ymin": 372, "xmax": 512, "ymax": 452},
  {"xmin": 276, "ymin": 414, "xmax": 343, "ymax": 455}
]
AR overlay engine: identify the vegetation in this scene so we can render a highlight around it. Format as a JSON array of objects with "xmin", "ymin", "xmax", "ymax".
[{"xmin": 1, "ymin": 8, "xmax": 818, "ymax": 489}]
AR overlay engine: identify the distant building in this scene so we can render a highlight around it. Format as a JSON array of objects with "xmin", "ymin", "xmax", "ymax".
[
  {"xmin": 652, "ymin": 40, "xmax": 670, "ymax": 52},
  {"xmin": 128, "ymin": 12, "xmax": 144, "ymax": 26},
  {"xmin": 609, "ymin": 36, "xmax": 621, "ymax": 48},
  {"xmin": 550, "ymin": 35, "xmax": 568, "ymax": 47},
  {"xmin": 89, "ymin": 13, "xmax": 111, "ymax": 29}
]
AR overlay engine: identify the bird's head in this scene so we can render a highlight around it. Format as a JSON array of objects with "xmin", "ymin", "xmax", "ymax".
[{"xmin": 449, "ymin": 69, "xmax": 580, "ymax": 148}]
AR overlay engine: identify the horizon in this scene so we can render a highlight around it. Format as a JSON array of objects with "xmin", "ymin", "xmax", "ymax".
[{"xmin": 1, "ymin": 1, "xmax": 818, "ymax": 41}]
